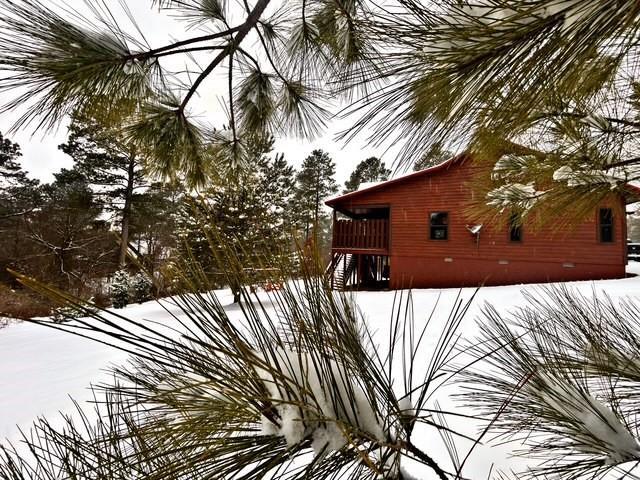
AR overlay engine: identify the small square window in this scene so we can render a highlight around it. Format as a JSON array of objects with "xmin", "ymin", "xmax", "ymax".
[
  {"xmin": 430, "ymin": 212, "xmax": 448, "ymax": 240},
  {"xmin": 599, "ymin": 208, "xmax": 613, "ymax": 243}
]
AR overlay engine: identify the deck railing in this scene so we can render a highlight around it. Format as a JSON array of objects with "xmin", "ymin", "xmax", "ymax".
[{"xmin": 332, "ymin": 218, "xmax": 389, "ymax": 251}]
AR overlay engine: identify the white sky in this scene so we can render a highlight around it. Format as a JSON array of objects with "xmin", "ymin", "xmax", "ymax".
[{"xmin": 0, "ymin": 1, "xmax": 400, "ymax": 186}]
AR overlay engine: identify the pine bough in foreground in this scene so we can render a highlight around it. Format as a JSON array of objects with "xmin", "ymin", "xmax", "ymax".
[
  {"xmin": 4, "ymin": 276, "xmax": 640, "ymax": 479},
  {"xmin": 465, "ymin": 286, "xmax": 640, "ymax": 479},
  {"xmin": 0, "ymin": 272, "xmax": 471, "ymax": 480}
]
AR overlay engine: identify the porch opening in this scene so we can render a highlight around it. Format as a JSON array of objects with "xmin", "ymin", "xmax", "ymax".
[{"xmin": 327, "ymin": 253, "xmax": 390, "ymax": 290}]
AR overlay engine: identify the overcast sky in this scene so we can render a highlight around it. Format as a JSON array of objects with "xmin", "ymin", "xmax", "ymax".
[{"xmin": 0, "ymin": 1, "xmax": 399, "ymax": 186}]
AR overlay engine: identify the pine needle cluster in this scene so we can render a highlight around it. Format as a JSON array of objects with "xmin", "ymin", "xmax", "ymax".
[
  {"xmin": 463, "ymin": 287, "xmax": 640, "ymax": 479},
  {"xmin": 0, "ymin": 245, "xmax": 474, "ymax": 479}
]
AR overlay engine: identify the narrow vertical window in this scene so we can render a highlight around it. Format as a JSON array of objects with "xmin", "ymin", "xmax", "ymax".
[
  {"xmin": 599, "ymin": 208, "xmax": 614, "ymax": 243},
  {"xmin": 509, "ymin": 212, "xmax": 522, "ymax": 242},
  {"xmin": 430, "ymin": 212, "xmax": 448, "ymax": 240}
]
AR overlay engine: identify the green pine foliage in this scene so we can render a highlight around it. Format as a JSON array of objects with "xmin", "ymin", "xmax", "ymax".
[
  {"xmin": 343, "ymin": 156, "xmax": 391, "ymax": 193},
  {"xmin": 3, "ymin": 251, "xmax": 472, "ymax": 480},
  {"xmin": 59, "ymin": 108, "xmax": 148, "ymax": 267},
  {"xmin": 0, "ymin": 133, "xmax": 41, "ymax": 285},
  {"xmin": 463, "ymin": 287, "xmax": 640, "ymax": 479},
  {"xmin": 0, "ymin": 132, "xmax": 33, "ymax": 188},
  {"xmin": 1, "ymin": 0, "xmax": 640, "ymax": 208},
  {"xmin": 26, "ymin": 169, "xmax": 116, "ymax": 294},
  {"xmin": 291, "ymin": 149, "xmax": 338, "ymax": 242},
  {"xmin": 3, "ymin": 3, "xmax": 640, "ymax": 479},
  {"xmin": 175, "ymin": 135, "xmax": 295, "ymax": 301},
  {"xmin": 0, "ymin": 132, "xmax": 120, "ymax": 298},
  {"xmin": 131, "ymin": 273, "xmax": 153, "ymax": 304},
  {"xmin": 109, "ymin": 270, "xmax": 130, "ymax": 309}
]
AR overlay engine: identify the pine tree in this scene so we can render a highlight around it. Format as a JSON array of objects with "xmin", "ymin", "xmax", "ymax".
[
  {"xmin": 59, "ymin": 110, "xmax": 147, "ymax": 267},
  {"xmin": 413, "ymin": 143, "xmax": 455, "ymax": 172},
  {"xmin": 0, "ymin": 133, "xmax": 40, "ymax": 285},
  {"xmin": 1, "ymin": 0, "xmax": 639, "ymax": 203},
  {"xmin": 33, "ymin": 170, "xmax": 115, "ymax": 292},
  {"xmin": 343, "ymin": 156, "xmax": 391, "ymax": 193},
  {"xmin": 0, "ymin": 132, "xmax": 28, "ymax": 186},
  {"xmin": 0, "ymin": 132, "xmax": 39, "ymax": 211},
  {"xmin": 3, "ymin": 2, "xmax": 640, "ymax": 479},
  {"xmin": 6, "ymin": 253, "xmax": 472, "ymax": 480},
  {"xmin": 130, "ymin": 273, "xmax": 153, "ymax": 304},
  {"xmin": 109, "ymin": 270, "xmax": 130, "ymax": 309},
  {"xmin": 175, "ymin": 136, "xmax": 294, "ymax": 302},
  {"xmin": 292, "ymin": 149, "xmax": 338, "ymax": 241},
  {"xmin": 0, "ymin": 1, "xmax": 354, "ymax": 184},
  {"xmin": 257, "ymin": 152, "xmax": 296, "ymax": 233}
]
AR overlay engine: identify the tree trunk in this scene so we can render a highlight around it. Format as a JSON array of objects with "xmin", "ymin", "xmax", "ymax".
[{"xmin": 118, "ymin": 154, "xmax": 136, "ymax": 268}]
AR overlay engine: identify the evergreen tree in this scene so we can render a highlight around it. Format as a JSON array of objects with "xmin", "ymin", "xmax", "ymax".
[
  {"xmin": 0, "ymin": 132, "xmax": 39, "ymax": 213},
  {"xmin": 109, "ymin": 270, "xmax": 130, "ymax": 309},
  {"xmin": 292, "ymin": 149, "xmax": 338, "ymax": 240},
  {"xmin": 257, "ymin": 152, "xmax": 296, "ymax": 232},
  {"xmin": 413, "ymin": 143, "xmax": 455, "ymax": 172},
  {"xmin": 343, "ymin": 156, "xmax": 391, "ymax": 193},
  {"xmin": 24, "ymin": 169, "xmax": 117, "ymax": 293},
  {"xmin": 59, "ymin": 111, "xmax": 147, "ymax": 267},
  {"xmin": 130, "ymin": 273, "xmax": 153, "ymax": 304},
  {"xmin": 0, "ymin": 133, "xmax": 40, "ymax": 284},
  {"xmin": 4, "ymin": 2, "xmax": 640, "ymax": 479},
  {"xmin": 0, "ymin": 132, "xmax": 29, "ymax": 187},
  {"xmin": 175, "ymin": 136, "xmax": 295, "ymax": 302},
  {"xmin": 0, "ymin": 1, "xmax": 346, "ymax": 184},
  {"xmin": 0, "ymin": 0, "xmax": 639, "ymax": 206}
]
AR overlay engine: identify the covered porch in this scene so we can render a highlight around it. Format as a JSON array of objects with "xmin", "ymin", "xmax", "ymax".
[{"xmin": 327, "ymin": 206, "xmax": 390, "ymax": 290}]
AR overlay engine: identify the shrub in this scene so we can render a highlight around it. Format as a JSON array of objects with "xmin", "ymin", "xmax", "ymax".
[
  {"xmin": 109, "ymin": 270, "xmax": 130, "ymax": 309},
  {"xmin": 0, "ymin": 284, "xmax": 52, "ymax": 319},
  {"xmin": 130, "ymin": 273, "xmax": 153, "ymax": 303}
]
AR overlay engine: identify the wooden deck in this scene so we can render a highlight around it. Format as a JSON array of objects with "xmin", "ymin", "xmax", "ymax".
[{"xmin": 332, "ymin": 218, "xmax": 389, "ymax": 252}]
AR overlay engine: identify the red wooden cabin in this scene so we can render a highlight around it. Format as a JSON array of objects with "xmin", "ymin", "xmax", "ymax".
[{"xmin": 326, "ymin": 156, "xmax": 639, "ymax": 290}]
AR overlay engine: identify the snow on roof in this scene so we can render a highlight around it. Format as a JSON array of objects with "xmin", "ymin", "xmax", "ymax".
[{"xmin": 357, "ymin": 181, "xmax": 383, "ymax": 191}]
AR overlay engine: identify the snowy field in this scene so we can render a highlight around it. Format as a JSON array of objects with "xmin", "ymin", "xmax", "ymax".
[{"xmin": 1, "ymin": 263, "xmax": 640, "ymax": 477}]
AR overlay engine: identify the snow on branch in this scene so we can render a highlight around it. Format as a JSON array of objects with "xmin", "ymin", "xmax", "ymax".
[
  {"xmin": 255, "ymin": 347, "xmax": 385, "ymax": 455},
  {"xmin": 486, "ymin": 182, "xmax": 543, "ymax": 212},
  {"xmin": 529, "ymin": 370, "xmax": 640, "ymax": 466}
]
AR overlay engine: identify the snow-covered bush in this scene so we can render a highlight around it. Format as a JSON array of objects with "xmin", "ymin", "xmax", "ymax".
[
  {"xmin": 130, "ymin": 273, "xmax": 153, "ymax": 303},
  {"xmin": 109, "ymin": 270, "xmax": 130, "ymax": 309},
  {"xmin": 52, "ymin": 305, "xmax": 82, "ymax": 323},
  {"xmin": 52, "ymin": 300, "xmax": 99, "ymax": 323}
]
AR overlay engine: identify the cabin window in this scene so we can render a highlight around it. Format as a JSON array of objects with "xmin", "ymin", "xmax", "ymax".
[
  {"xmin": 599, "ymin": 208, "xmax": 614, "ymax": 243},
  {"xmin": 430, "ymin": 212, "xmax": 448, "ymax": 240},
  {"xmin": 509, "ymin": 212, "xmax": 522, "ymax": 242}
]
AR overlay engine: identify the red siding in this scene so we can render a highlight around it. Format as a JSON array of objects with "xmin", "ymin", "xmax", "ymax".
[{"xmin": 329, "ymin": 160, "xmax": 627, "ymax": 288}]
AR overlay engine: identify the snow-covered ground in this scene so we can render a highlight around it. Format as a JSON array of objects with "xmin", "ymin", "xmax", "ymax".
[{"xmin": 1, "ymin": 264, "xmax": 640, "ymax": 476}]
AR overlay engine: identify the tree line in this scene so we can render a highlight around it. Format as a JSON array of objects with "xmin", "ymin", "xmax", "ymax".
[{"xmin": 0, "ymin": 123, "xmax": 397, "ymax": 313}]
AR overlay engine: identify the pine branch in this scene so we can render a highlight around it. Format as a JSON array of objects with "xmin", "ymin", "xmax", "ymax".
[
  {"xmin": 179, "ymin": 0, "xmax": 272, "ymax": 112},
  {"xmin": 134, "ymin": 27, "xmax": 242, "ymax": 60},
  {"xmin": 402, "ymin": 441, "xmax": 450, "ymax": 480}
]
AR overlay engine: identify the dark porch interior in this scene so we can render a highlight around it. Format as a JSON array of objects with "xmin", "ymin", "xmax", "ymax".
[{"xmin": 328, "ymin": 206, "xmax": 390, "ymax": 290}]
